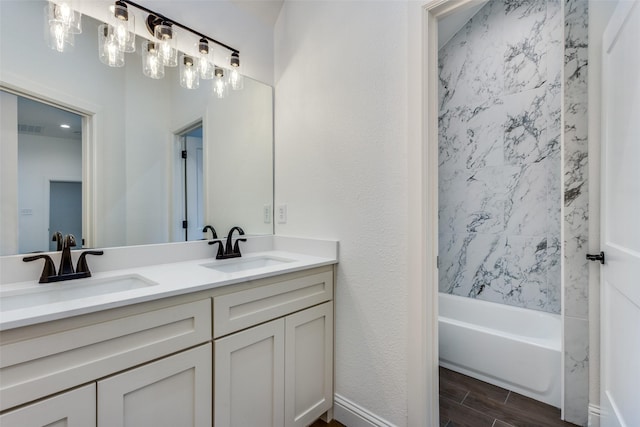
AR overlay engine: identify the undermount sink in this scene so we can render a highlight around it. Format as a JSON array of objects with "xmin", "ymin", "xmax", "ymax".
[
  {"xmin": 201, "ymin": 256, "xmax": 294, "ymax": 273},
  {"xmin": 0, "ymin": 274, "xmax": 158, "ymax": 311}
]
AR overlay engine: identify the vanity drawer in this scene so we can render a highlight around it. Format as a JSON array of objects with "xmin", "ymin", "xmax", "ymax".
[
  {"xmin": 213, "ymin": 269, "xmax": 333, "ymax": 338},
  {"xmin": 0, "ymin": 299, "xmax": 211, "ymax": 411}
]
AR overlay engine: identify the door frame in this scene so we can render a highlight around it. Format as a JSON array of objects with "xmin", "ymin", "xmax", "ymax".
[
  {"xmin": 407, "ymin": 1, "xmax": 483, "ymax": 425},
  {"xmin": 172, "ymin": 119, "xmax": 205, "ymax": 242}
]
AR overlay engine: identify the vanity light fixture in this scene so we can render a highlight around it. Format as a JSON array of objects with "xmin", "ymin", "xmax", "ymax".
[
  {"xmin": 98, "ymin": 23, "xmax": 125, "ymax": 67},
  {"xmin": 180, "ymin": 54, "xmax": 200, "ymax": 89},
  {"xmin": 45, "ymin": 0, "xmax": 243, "ymax": 97}
]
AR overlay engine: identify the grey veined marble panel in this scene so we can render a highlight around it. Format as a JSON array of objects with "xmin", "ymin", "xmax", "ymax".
[{"xmin": 438, "ymin": 0, "xmax": 562, "ymax": 314}]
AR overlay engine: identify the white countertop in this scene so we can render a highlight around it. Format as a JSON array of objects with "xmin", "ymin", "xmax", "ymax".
[{"xmin": 0, "ymin": 236, "xmax": 338, "ymax": 331}]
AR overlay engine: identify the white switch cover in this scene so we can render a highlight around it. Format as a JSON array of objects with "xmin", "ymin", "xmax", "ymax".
[
  {"xmin": 277, "ymin": 204, "xmax": 287, "ymax": 224},
  {"xmin": 263, "ymin": 204, "xmax": 272, "ymax": 223}
]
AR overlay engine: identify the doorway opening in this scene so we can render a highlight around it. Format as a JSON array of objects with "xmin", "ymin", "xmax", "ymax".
[
  {"xmin": 48, "ymin": 180, "xmax": 82, "ymax": 251},
  {"xmin": 434, "ymin": 0, "xmax": 565, "ymax": 424},
  {"xmin": 175, "ymin": 123, "xmax": 204, "ymax": 242}
]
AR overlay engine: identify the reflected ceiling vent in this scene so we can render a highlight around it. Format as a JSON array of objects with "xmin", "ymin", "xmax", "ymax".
[{"xmin": 18, "ymin": 124, "xmax": 43, "ymax": 134}]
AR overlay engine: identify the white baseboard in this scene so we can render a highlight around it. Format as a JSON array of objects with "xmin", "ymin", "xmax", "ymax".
[
  {"xmin": 588, "ymin": 404, "xmax": 601, "ymax": 427},
  {"xmin": 333, "ymin": 394, "xmax": 397, "ymax": 427}
]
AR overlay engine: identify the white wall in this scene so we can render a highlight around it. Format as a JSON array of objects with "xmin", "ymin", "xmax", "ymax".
[{"xmin": 275, "ymin": 2, "xmax": 409, "ymax": 425}]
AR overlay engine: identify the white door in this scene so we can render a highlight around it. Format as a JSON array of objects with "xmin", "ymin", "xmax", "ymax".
[
  {"xmin": 600, "ymin": 2, "xmax": 640, "ymax": 426},
  {"xmin": 185, "ymin": 135, "xmax": 204, "ymax": 241},
  {"xmin": 214, "ymin": 318, "xmax": 285, "ymax": 427},
  {"xmin": 285, "ymin": 302, "xmax": 334, "ymax": 427}
]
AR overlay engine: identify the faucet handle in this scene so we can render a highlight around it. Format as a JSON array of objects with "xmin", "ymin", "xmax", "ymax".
[
  {"xmin": 233, "ymin": 238, "xmax": 247, "ymax": 255},
  {"xmin": 51, "ymin": 231, "xmax": 63, "ymax": 251},
  {"xmin": 208, "ymin": 240, "xmax": 224, "ymax": 259},
  {"xmin": 64, "ymin": 234, "xmax": 77, "ymax": 248},
  {"xmin": 23, "ymin": 254, "xmax": 57, "ymax": 283},
  {"xmin": 76, "ymin": 250, "xmax": 104, "ymax": 275}
]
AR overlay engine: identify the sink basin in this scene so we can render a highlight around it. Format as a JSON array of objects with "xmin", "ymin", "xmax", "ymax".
[
  {"xmin": 0, "ymin": 274, "xmax": 158, "ymax": 311},
  {"xmin": 201, "ymin": 256, "xmax": 294, "ymax": 273}
]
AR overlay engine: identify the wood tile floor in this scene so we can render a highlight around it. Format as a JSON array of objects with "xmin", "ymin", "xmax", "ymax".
[{"xmin": 440, "ymin": 367, "xmax": 579, "ymax": 427}]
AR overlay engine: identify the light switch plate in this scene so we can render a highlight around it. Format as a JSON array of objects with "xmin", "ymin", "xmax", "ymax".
[
  {"xmin": 263, "ymin": 204, "xmax": 272, "ymax": 223},
  {"xmin": 277, "ymin": 204, "xmax": 287, "ymax": 224}
]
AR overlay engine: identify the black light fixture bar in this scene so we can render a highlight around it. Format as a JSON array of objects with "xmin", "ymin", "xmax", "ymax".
[{"xmin": 121, "ymin": 0, "xmax": 240, "ymax": 55}]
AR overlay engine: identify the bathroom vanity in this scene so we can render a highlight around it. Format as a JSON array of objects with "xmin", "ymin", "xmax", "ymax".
[{"xmin": 0, "ymin": 237, "xmax": 337, "ymax": 427}]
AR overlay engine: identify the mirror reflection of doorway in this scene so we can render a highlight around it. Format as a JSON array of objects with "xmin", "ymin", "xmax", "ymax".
[
  {"xmin": 8, "ymin": 92, "xmax": 83, "ymax": 253},
  {"xmin": 178, "ymin": 124, "xmax": 204, "ymax": 241},
  {"xmin": 49, "ymin": 181, "xmax": 82, "ymax": 251}
]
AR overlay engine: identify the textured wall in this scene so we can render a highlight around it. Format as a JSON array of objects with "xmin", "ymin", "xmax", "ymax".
[
  {"xmin": 563, "ymin": 0, "xmax": 589, "ymax": 424},
  {"xmin": 438, "ymin": 0, "xmax": 563, "ymax": 314},
  {"xmin": 274, "ymin": 1, "xmax": 409, "ymax": 425}
]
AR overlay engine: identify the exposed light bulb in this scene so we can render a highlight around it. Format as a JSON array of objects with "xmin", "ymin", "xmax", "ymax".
[
  {"xmin": 180, "ymin": 55, "xmax": 199, "ymax": 89},
  {"xmin": 196, "ymin": 38, "xmax": 215, "ymax": 79},
  {"xmin": 229, "ymin": 52, "xmax": 243, "ymax": 90},
  {"xmin": 111, "ymin": 2, "xmax": 135, "ymax": 52},
  {"xmin": 142, "ymin": 40, "xmax": 164, "ymax": 79},
  {"xmin": 212, "ymin": 67, "xmax": 228, "ymax": 98},
  {"xmin": 154, "ymin": 23, "xmax": 177, "ymax": 67},
  {"xmin": 98, "ymin": 24, "xmax": 124, "ymax": 67}
]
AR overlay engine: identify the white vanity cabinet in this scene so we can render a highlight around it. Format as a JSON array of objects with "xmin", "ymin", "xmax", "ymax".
[
  {"xmin": 0, "ymin": 264, "xmax": 335, "ymax": 427},
  {"xmin": 213, "ymin": 269, "xmax": 334, "ymax": 427},
  {"xmin": 0, "ymin": 299, "xmax": 211, "ymax": 426}
]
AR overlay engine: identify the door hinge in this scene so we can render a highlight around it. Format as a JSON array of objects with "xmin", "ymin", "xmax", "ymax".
[
  {"xmin": 181, "ymin": 150, "xmax": 187, "ymax": 159},
  {"xmin": 182, "ymin": 220, "xmax": 188, "ymax": 229}
]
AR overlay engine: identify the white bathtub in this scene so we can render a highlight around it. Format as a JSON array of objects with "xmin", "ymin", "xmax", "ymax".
[{"xmin": 438, "ymin": 293, "xmax": 561, "ymax": 407}]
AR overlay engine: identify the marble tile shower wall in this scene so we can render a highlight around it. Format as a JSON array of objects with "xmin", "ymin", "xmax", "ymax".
[{"xmin": 438, "ymin": 0, "xmax": 563, "ymax": 314}]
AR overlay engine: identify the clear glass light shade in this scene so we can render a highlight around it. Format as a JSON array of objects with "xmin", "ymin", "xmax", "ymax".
[
  {"xmin": 98, "ymin": 24, "xmax": 125, "ymax": 67},
  {"xmin": 46, "ymin": 17, "xmax": 74, "ymax": 52},
  {"xmin": 180, "ymin": 55, "xmax": 200, "ymax": 89},
  {"xmin": 142, "ymin": 40, "xmax": 165, "ymax": 79},
  {"xmin": 154, "ymin": 23, "xmax": 178, "ymax": 67},
  {"xmin": 111, "ymin": 3, "xmax": 135, "ymax": 53},
  {"xmin": 48, "ymin": 1, "xmax": 82, "ymax": 34},
  {"xmin": 229, "ymin": 67, "xmax": 243, "ymax": 90},
  {"xmin": 212, "ymin": 68, "xmax": 228, "ymax": 99},
  {"xmin": 196, "ymin": 39, "xmax": 215, "ymax": 79}
]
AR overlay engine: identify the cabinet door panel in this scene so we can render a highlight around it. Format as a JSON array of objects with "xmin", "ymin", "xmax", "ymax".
[
  {"xmin": 0, "ymin": 383, "xmax": 95, "ymax": 427},
  {"xmin": 215, "ymin": 318, "xmax": 285, "ymax": 427},
  {"xmin": 285, "ymin": 302, "xmax": 333, "ymax": 427},
  {"xmin": 97, "ymin": 344, "xmax": 211, "ymax": 427}
]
